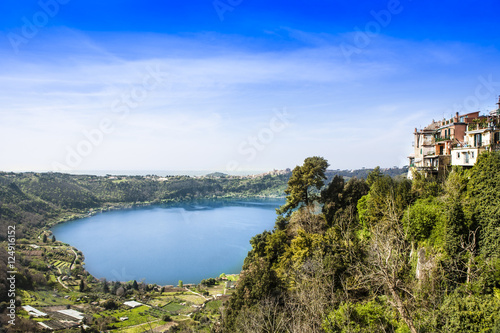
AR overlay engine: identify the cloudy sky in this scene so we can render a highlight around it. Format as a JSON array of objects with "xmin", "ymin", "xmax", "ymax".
[{"xmin": 0, "ymin": 0, "xmax": 499, "ymax": 174}]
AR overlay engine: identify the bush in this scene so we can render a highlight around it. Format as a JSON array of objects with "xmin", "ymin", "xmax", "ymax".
[
  {"xmin": 439, "ymin": 292, "xmax": 500, "ymax": 332},
  {"xmin": 323, "ymin": 299, "xmax": 403, "ymax": 333},
  {"xmin": 102, "ymin": 299, "xmax": 119, "ymax": 310},
  {"xmin": 403, "ymin": 197, "xmax": 442, "ymax": 243}
]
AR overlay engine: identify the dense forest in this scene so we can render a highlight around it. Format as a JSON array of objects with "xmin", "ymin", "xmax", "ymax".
[{"xmin": 219, "ymin": 154, "xmax": 500, "ymax": 333}]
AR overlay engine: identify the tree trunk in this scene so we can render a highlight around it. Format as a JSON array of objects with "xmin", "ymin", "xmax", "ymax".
[
  {"xmin": 466, "ymin": 254, "xmax": 472, "ymax": 284},
  {"xmin": 388, "ymin": 285, "xmax": 418, "ymax": 333}
]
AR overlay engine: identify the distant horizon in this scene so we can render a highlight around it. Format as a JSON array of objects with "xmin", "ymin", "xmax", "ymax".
[{"xmin": 0, "ymin": 165, "xmax": 408, "ymax": 177}]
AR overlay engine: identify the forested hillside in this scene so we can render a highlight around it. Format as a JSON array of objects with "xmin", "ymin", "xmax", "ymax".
[
  {"xmin": 0, "ymin": 171, "xmax": 293, "ymax": 331},
  {"xmin": 0, "ymin": 168, "xmax": 407, "ymax": 241},
  {"xmin": 220, "ymin": 154, "xmax": 500, "ymax": 333},
  {"xmin": 0, "ymin": 172, "xmax": 291, "ymax": 240},
  {"xmin": 0, "ymin": 165, "xmax": 413, "ymax": 332}
]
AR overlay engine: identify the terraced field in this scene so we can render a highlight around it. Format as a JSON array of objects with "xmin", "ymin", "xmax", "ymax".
[{"xmin": 51, "ymin": 260, "xmax": 71, "ymax": 269}]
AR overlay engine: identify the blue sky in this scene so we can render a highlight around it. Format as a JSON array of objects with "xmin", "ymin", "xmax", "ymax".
[{"xmin": 1, "ymin": 0, "xmax": 499, "ymax": 173}]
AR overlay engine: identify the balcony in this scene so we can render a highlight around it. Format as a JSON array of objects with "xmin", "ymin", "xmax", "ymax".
[
  {"xmin": 468, "ymin": 120, "xmax": 490, "ymax": 131},
  {"xmin": 434, "ymin": 137, "xmax": 450, "ymax": 143},
  {"xmin": 415, "ymin": 166, "xmax": 438, "ymax": 175}
]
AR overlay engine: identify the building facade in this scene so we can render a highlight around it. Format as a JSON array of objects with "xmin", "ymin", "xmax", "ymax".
[{"xmin": 409, "ymin": 96, "xmax": 500, "ymax": 178}]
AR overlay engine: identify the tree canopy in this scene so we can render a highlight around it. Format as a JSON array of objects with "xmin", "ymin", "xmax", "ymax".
[
  {"xmin": 278, "ymin": 156, "xmax": 329, "ymax": 215},
  {"xmin": 222, "ymin": 153, "xmax": 500, "ymax": 333}
]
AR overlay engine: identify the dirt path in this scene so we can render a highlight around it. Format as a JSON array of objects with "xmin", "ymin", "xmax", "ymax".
[
  {"xmin": 27, "ymin": 244, "xmax": 76, "ymax": 290},
  {"xmin": 185, "ymin": 288, "xmax": 210, "ymax": 301},
  {"xmin": 116, "ymin": 318, "xmax": 161, "ymax": 331},
  {"xmin": 57, "ymin": 275, "xmax": 69, "ymax": 289},
  {"xmin": 69, "ymin": 247, "xmax": 77, "ymax": 270}
]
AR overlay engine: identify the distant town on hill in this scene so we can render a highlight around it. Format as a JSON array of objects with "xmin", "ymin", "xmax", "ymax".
[{"xmin": 204, "ymin": 166, "xmax": 408, "ymax": 181}]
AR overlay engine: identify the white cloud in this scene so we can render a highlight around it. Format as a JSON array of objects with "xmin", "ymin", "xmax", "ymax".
[{"xmin": 1, "ymin": 30, "xmax": 499, "ymax": 172}]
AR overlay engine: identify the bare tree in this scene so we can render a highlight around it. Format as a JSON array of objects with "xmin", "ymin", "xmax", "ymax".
[
  {"xmin": 460, "ymin": 228, "xmax": 478, "ymax": 285},
  {"xmin": 288, "ymin": 206, "xmax": 327, "ymax": 236},
  {"xmin": 235, "ymin": 296, "xmax": 289, "ymax": 333},
  {"xmin": 363, "ymin": 196, "xmax": 418, "ymax": 333},
  {"xmin": 285, "ymin": 257, "xmax": 336, "ymax": 333}
]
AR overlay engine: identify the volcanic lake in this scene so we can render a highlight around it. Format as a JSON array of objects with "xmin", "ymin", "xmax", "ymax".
[{"xmin": 51, "ymin": 199, "xmax": 284, "ymax": 285}]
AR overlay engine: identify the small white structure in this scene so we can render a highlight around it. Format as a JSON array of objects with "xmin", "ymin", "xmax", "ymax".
[
  {"xmin": 120, "ymin": 316, "xmax": 129, "ymax": 321},
  {"xmin": 22, "ymin": 305, "xmax": 47, "ymax": 317},
  {"xmin": 451, "ymin": 148, "xmax": 481, "ymax": 167},
  {"xmin": 57, "ymin": 309, "xmax": 85, "ymax": 321},
  {"xmin": 38, "ymin": 322, "xmax": 53, "ymax": 330},
  {"xmin": 124, "ymin": 300, "xmax": 143, "ymax": 308}
]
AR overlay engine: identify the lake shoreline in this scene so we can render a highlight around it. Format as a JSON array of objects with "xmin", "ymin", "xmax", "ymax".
[
  {"xmin": 46, "ymin": 194, "xmax": 286, "ymax": 228},
  {"xmin": 50, "ymin": 197, "xmax": 285, "ymax": 285}
]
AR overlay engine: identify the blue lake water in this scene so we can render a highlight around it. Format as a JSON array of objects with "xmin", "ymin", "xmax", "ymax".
[{"xmin": 51, "ymin": 199, "xmax": 284, "ymax": 285}]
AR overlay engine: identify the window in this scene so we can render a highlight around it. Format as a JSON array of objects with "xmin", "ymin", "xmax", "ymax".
[
  {"xmin": 457, "ymin": 152, "xmax": 460, "ymax": 158},
  {"xmin": 420, "ymin": 148, "xmax": 422, "ymax": 154},
  {"xmin": 472, "ymin": 151, "xmax": 474, "ymax": 158}
]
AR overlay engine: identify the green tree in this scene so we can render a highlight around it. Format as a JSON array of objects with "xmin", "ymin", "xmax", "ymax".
[
  {"xmin": 360, "ymin": 175, "xmax": 413, "ymax": 230},
  {"xmin": 320, "ymin": 175, "xmax": 344, "ymax": 224},
  {"xmin": 101, "ymin": 278, "xmax": 109, "ymax": 293},
  {"xmin": 366, "ymin": 166, "xmax": 383, "ymax": 187},
  {"xmin": 111, "ymin": 281, "xmax": 119, "ymax": 295},
  {"xmin": 51, "ymin": 235, "xmax": 56, "ymax": 242},
  {"xmin": 465, "ymin": 152, "xmax": 500, "ymax": 258},
  {"xmin": 321, "ymin": 176, "xmax": 369, "ymax": 226},
  {"xmin": 411, "ymin": 169, "xmax": 442, "ymax": 198},
  {"xmin": 278, "ymin": 156, "xmax": 329, "ymax": 216},
  {"xmin": 42, "ymin": 233, "xmax": 47, "ymax": 243},
  {"xmin": 178, "ymin": 280, "xmax": 183, "ymax": 288},
  {"xmin": 438, "ymin": 292, "xmax": 500, "ymax": 332},
  {"xmin": 323, "ymin": 300, "xmax": 400, "ymax": 333},
  {"xmin": 223, "ymin": 258, "xmax": 284, "ymax": 331},
  {"xmin": 102, "ymin": 299, "xmax": 118, "ymax": 310},
  {"xmin": 404, "ymin": 197, "xmax": 442, "ymax": 243}
]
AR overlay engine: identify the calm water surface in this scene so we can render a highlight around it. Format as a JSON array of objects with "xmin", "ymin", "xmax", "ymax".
[{"xmin": 51, "ymin": 199, "xmax": 284, "ymax": 285}]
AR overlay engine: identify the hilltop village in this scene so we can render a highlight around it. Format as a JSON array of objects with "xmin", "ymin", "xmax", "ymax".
[{"xmin": 409, "ymin": 96, "xmax": 500, "ymax": 178}]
